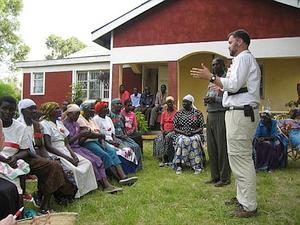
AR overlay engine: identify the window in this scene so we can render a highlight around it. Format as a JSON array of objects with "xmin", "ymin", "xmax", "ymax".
[
  {"xmin": 31, "ymin": 72, "xmax": 45, "ymax": 95},
  {"xmin": 76, "ymin": 70, "xmax": 110, "ymax": 100}
]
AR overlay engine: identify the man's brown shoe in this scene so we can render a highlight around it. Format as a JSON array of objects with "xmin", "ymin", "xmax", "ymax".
[
  {"xmin": 225, "ymin": 197, "xmax": 240, "ymax": 206},
  {"xmin": 231, "ymin": 207, "xmax": 258, "ymax": 218},
  {"xmin": 214, "ymin": 180, "xmax": 231, "ymax": 187}
]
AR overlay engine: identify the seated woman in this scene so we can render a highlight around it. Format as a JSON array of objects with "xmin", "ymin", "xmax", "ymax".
[
  {"xmin": 0, "ymin": 118, "xmax": 20, "ymax": 220},
  {"xmin": 64, "ymin": 104, "xmax": 131, "ymax": 189},
  {"xmin": 17, "ymin": 99, "xmax": 77, "ymax": 204},
  {"xmin": 64, "ymin": 104, "xmax": 124, "ymax": 192},
  {"xmin": 153, "ymin": 96, "xmax": 176, "ymax": 166},
  {"xmin": 107, "ymin": 99, "xmax": 143, "ymax": 171},
  {"xmin": 78, "ymin": 101, "xmax": 137, "ymax": 184},
  {"xmin": 173, "ymin": 95, "xmax": 205, "ymax": 175},
  {"xmin": 93, "ymin": 102, "xmax": 139, "ymax": 174},
  {"xmin": 40, "ymin": 102, "xmax": 98, "ymax": 198},
  {"xmin": 253, "ymin": 110, "xmax": 288, "ymax": 172},
  {"xmin": 279, "ymin": 109, "xmax": 300, "ymax": 151},
  {"xmin": 1, "ymin": 96, "xmax": 70, "ymax": 214},
  {"xmin": 121, "ymin": 99, "xmax": 143, "ymax": 151}
]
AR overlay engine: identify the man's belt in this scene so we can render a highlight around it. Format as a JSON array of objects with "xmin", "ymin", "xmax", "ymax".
[
  {"xmin": 226, "ymin": 105, "xmax": 258, "ymax": 122},
  {"xmin": 228, "ymin": 87, "xmax": 248, "ymax": 96},
  {"xmin": 226, "ymin": 106, "xmax": 258, "ymax": 110}
]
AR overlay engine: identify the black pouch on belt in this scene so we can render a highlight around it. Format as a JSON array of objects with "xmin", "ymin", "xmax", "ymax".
[{"xmin": 244, "ymin": 105, "xmax": 255, "ymax": 122}]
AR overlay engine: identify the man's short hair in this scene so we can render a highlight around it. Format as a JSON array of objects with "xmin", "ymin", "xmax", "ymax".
[
  {"xmin": 228, "ymin": 29, "xmax": 251, "ymax": 46},
  {"xmin": 0, "ymin": 96, "xmax": 17, "ymax": 107},
  {"xmin": 213, "ymin": 57, "xmax": 225, "ymax": 66}
]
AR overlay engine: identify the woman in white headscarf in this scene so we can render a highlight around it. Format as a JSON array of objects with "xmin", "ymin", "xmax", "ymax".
[
  {"xmin": 173, "ymin": 94, "xmax": 205, "ymax": 175},
  {"xmin": 17, "ymin": 99, "xmax": 78, "ymax": 211}
]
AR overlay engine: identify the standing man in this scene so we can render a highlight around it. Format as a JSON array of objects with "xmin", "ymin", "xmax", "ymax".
[
  {"xmin": 149, "ymin": 84, "xmax": 167, "ymax": 130},
  {"xmin": 191, "ymin": 29, "xmax": 260, "ymax": 218},
  {"xmin": 119, "ymin": 84, "xmax": 130, "ymax": 105},
  {"xmin": 204, "ymin": 58, "xmax": 230, "ymax": 187}
]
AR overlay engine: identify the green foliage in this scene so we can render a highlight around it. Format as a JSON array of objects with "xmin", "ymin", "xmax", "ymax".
[
  {"xmin": 0, "ymin": 0, "xmax": 30, "ymax": 70},
  {"xmin": 69, "ymin": 82, "xmax": 84, "ymax": 103},
  {"xmin": 135, "ymin": 110, "xmax": 148, "ymax": 134},
  {"xmin": 45, "ymin": 34, "xmax": 87, "ymax": 59},
  {"xmin": 0, "ymin": 80, "xmax": 20, "ymax": 100}
]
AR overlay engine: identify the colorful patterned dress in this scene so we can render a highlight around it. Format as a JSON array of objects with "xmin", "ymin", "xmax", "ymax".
[
  {"xmin": 109, "ymin": 111, "xmax": 143, "ymax": 171},
  {"xmin": 173, "ymin": 108, "xmax": 205, "ymax": 170}
]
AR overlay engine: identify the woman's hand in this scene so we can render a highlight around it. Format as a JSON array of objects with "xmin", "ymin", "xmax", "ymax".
[
  {"xmin": 258, "ymin": 137, "xmax": 265, "ymax": 143},
  {"xmin": 79, "ymin": 129, "xmax": 91, "ymax": 137},
  {"xmin": 6, "ymin": 156, "xmax": 18, "ymax": 169},
  {"xmin": 67, "ymin": 155, "xmax": 79, "ymax": 166}
]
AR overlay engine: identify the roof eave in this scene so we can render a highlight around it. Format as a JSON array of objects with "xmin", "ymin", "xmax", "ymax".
[{"xmin": 91, "ymin": 0, "xmax": 166, "ymax": 49}]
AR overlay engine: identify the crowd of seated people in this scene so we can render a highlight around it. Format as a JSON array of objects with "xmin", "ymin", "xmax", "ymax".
[
  {"xmin": 0, "ymin": 95, "xmax": 142, "ymax": 220},
  {"xmin": 120, "ymin": 84, "xmax": 167, "ymax": 130}
]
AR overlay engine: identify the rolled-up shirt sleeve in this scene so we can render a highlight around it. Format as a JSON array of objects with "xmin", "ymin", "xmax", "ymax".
[{"xmin": 220, "ymin": 55, "xmax": 250, "ymax": 93}]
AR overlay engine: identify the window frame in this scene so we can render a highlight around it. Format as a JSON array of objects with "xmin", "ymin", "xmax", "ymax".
[
  {"xmin": 75, "ymin": 70, "xmax": 110, "ymax": 100},
  {"xmin": 30, "ymin": 72, "xmax": 45, "ymax": 95}
]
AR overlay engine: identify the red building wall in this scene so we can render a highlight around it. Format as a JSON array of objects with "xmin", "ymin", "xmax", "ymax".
[
  {"xmin": 23, "ymin": 71, "xmax": 72, "ymax": 107},
  {"xmin": 123, "ymin": 67, "xmax": 142, "ymax": 95},
  {"xmin": 114, "ymin": 0, "xmax": 300, "ymax": 47}
]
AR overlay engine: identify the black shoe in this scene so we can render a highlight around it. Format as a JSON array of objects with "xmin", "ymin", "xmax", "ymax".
[
  {"xmin": 214, "ymin": 180, "xmax": 231, "ymax": 187},
  {"xmin": 205, "ymin": 179, "xmax": 219, "ymax": 184}
]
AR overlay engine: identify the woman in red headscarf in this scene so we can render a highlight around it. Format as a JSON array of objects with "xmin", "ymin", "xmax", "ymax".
[
  {"xmin": 93, "ymin": 101, "xmax": 140, "ymax": 174},
  {"xmin": 77, "ymin": 101, "xmax": 138, "ymax": 184}
]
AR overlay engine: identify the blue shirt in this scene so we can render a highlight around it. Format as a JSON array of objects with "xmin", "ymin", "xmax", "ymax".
[
  {"xmin": 130, "ymin": 93, "xmax": 141, "ymax": 107},
  {"xmin": 255, "ymin": 119, "xmax": 278, "ymax": 138}
]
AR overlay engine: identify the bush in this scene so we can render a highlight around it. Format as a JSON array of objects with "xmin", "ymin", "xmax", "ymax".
[{"xmin": 135, "ymin": 111, "xmax": 148, "ymax": 134}]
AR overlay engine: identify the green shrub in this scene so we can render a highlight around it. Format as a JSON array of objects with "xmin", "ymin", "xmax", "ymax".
[{"xmin": 136, "ymin": 111, "xmax": 148, "ymax": 134}]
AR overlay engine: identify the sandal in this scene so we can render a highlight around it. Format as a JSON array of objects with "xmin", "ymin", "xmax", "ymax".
[{"xmin": 176, "ymin": 167, "xmax": 182, "ymax": 175}]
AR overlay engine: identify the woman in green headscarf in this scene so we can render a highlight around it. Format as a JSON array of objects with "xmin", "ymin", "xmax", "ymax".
[{"xmin": 40, "ymin": 102, "xmax": 98, "ymax": 198}]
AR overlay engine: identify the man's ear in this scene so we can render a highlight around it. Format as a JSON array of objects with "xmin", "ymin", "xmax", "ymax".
[{"xmin": 237, "ymin": 38, "xmax": 243, "ymax": 46}]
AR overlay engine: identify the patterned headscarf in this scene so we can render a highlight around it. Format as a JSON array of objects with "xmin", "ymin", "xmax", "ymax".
[
  {"xmin": 81, "ymin": 100, "xmax": 93, "ymax": 111},
  {"xmin": 40, "ymin": 102, "xmax": 60, "ymax": 120},
  {"xmin": 95, "ymin": 101, "xmax": 108, "ymax": 113},
  {"xmin": 111, "ymin": 98, "xmax": 121, "ymax": 105}
]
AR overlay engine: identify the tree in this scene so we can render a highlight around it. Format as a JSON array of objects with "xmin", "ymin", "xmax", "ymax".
[
  {"xmin": 0, "ymin": 80, "xmax": 21, "ymax": 100},
  {"xmin": 45, "ymin": 35, "xmax": 87, "ymax": 59},
  {"xmin": 0, "ymin": 0, "xmax": 30, "ymax": 70}
]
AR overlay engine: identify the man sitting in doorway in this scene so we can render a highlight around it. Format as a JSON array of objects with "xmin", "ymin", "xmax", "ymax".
[
  {"xmin": 130, "ymin": 88, "xmax": 141, "ymax": 110},
  {"xmin": 139, "ymin": 87, "xmax": 154, "ymax": 126},
  {"xmin": 149, "ymin": 84, "xmax": 167, "ymax": 130}
]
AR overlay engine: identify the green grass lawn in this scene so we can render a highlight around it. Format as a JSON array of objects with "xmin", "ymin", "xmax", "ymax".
[{"xmin": 27, "ymin": 141, "xmax": 300, "ymax": 225}]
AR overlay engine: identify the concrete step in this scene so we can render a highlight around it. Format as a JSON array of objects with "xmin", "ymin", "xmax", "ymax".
[{"xmin": 142, "ymin": 131, "xmax": 161, "ymax": 140}]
